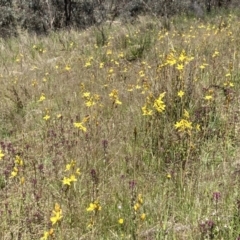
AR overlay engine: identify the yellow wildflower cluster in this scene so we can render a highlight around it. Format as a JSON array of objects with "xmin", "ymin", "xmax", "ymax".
[
  {"xmin": 133, "ymin": 194, "xmax": 146, "ymax": 221},
  {"xmin": 40, "ymin": 228, "xmax": 54, "ymax": 240},
  {"xmin": 10, "ymin": 155, "xmax": 24, "ymax": 179},
  {"xmin": 84, "ymin": 56, "xmax": 93, "ymax": 67},
  {"xmin": 43, "ymin": 109, "xmax": 51, "ymax": 121},
  {"xmin": 50, "ymin": 203, "xmax": 63, "ymax": 225},
  {"xmin": 86, "ymin": 201, "xmax": 102, "ymax": 212},
  {"xmin": 174, "ymin": 109, "xmax": 193, "ymax": 134},
  {"xmin": 204, "ymin": 89, "xmax": 214, "ymax": 101},
  {"xmin": 159, "ymin": 50, "xmax": 194, "ymax": 70},
  {"xmin": 73, "ymin": 116, "xmax": 89, "ymax": 132},
  {"xmin": 62, "ymin": 160, "xmax": 80, "ymax": 186},
  {"xmin": 153, "ymin": 92, "xmax": 166, "ymax": 113},
  {"xmin": 82, "ymin": 91, "xmax": 100, "ymax": 107},
  {"xmin": 74, "ymin": 122, "xmax": 87, "ymax": 132},
  {"xmin": 142, "ymin": 92, "xmax": 166, "ymax": 116},
  {"xmin": 109, "ymin": 89, "xmax": 122, "ymax": 105}
]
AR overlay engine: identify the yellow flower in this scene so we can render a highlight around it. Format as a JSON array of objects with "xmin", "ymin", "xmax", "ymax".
[
  {"xmin": 62, "ymin": 174, "xmax": 77, "ymax": 186},
  {"xmin": 140, "ymin": 213, "xmax": 146, "ymax": 221},
  {"xmin": 15, "ymin": 57, "xmax": 21, "ymax": 63},
  {"xmin": 0, "ymin": 150, "xmax": 4, "ymax": 160},
  {"xmin": 115, "ymin": 99, "xmax": 122, "ymax": 105},
  {"xmin": 175, "ymin": 119, "xmax": 193, "ymax": 132},
  {"xmin": 50, "ymin": 210, "xmax": 63, "ymax": 225},
  {"xmin": 109, "ymin": 89, "xmax": 118, "ymax": 99},
  {"xmin": 10, "ymin": 167, "xmax": 18, "ymax": 178},
  {"xmin": 225, "ymin": 73, "xmax": 231, "ymax": 77},
  {"xmin": 87, "ymin": 219, "xmax": 94, "ymax": 229},
  {"xmin": 139, "ymin": 70, "xmax": 145, "ymax": 77},
  {"xmin": 204, "ymin": 95, "xmax": 213, "ymax": 100},
  {"xmin": 40, "ymin": 228, "xmax": 54, "ymax": 240},
  {"xmin": 166, "ymin": 53, "xmax": 177, "ymax": 66},
  {"xmin": 183, "ymin": 109, "xmax": 190, "ymax": 119},
  {"xmin": 176, "ymin": 64, "xmax": 184, "ymax": 70},
  {"xmin": 43, "ymin": 115, "xmax": 50, "ymax": 121},
  {"xmin": 87, "ymin": 203, "xmax": 96, "ymax": 212},
  {"xmin": 38, "ymin": 93, "xmax": 46, "ymax": 102},
  {"xmin": 65, "ymin": 65, "xmax": 71, "ymax": 71},
  {"xmin": 178, "ymin": 90, "xmax": 185, "ymax": 98},
  {"xmin": 85, "ymin": 98, "xmax": 96, "ymax": 107},
  {"xmin": 224, "ymin": 81, "xmax": 234, "ymax": 88},
  {"xmin": 99, "ymin": 62, "xmax": 104, "ymax": 69},
  {"xmin": 107, "ymin": 49, "xmax": 112, "ymax": 55},
  {"xmin": 15, "ymin": 155, "xmax": 24, "ymax": 166},
  {"xmin": 40, "ymin": 231, "xmax": 49, "ymax": 240},
  {"xmin": 118, "ymin": 52, "xmax": 124, "ymax": 58},
  {"xmin": 69, "ymin": 174, "xmax": 77, "ymax": 182},
  {"xmin": 65, "ymin": 160, "xmax": 76, "ymax": 171},
  {"xmin": 50, "ymin": 203, "xmax": 63, "ymax": 225},
  {"xmin": 85, "ymin": 62, "xmax": 91, "ymax": 67},
  {"xmin": 87, "ymin": 201, "xmax": 102, "ymax": 212},
  {"xmin": 199, "ymin": 63, "xmax": 208, "ymax": 69},
  {"xmin": 108, "ymin": 68, "xmax": 114, "ymax": 74},
  {"xmin": 118, "ymin": 218, "xmax": 124, "ymax": 224},
  {"xmin": 134, "ymin": 203, "xmax": 140, "ymax": 211},
  {"xmin": 74, "ymin": 122, "xmax": 87, "ymax": 132},
  {"xmin": 137, "ymin": 194, "xmax": 143, "ymax": 204},
  {"xmin": 76, "ymin": 168, "xmax": 81, "ymax": 175},
  {"xmin": 179, "ymin": 51, "xmax": 187, "ymax": 62},
  {"xmin": 83, "ymin": 92, "xmax": 90, "ymax": 98},
  {"xmin": 65, "ymin": 164, "xmax": 71, "ymax": 171},
  {"xmin": 109, "ymin": 89, "xmax": 122, "ymax": 105},
  {"xmin": 212, "ymin": 50, "xmax": 219, "ymax": 58},
  {"xmin": 153, "ymin": 92, "xmax": 166, "ymax": 113},
  {"xmin": 54, "ymin": 203, "xmax": 61, "ymax": 212},
  {"xmin": 142, "ymin": 105, "xmax": 153, "ymax": 116},
  {"xmin": 62, "ymin": 177, "xmax": 71, "ymax": 186}
]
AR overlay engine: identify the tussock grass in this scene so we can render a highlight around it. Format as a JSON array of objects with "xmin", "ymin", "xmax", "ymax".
[{"xmin": 0, "ymin": 12, "xmax": 240, "ymax": 239}]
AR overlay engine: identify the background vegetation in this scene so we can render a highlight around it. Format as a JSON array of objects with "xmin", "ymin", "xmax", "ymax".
[
  {"xmin": 0, "ymin": 0, "xmax": 239, "ymax": 37},
  {"xmin": 1, "ymin": 2, "xmax": 240, "ymax": 240}
]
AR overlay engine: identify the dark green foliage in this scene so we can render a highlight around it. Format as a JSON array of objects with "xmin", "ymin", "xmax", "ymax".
[
  {"xmin": 0, "ymin": 5, "xmax": 18, "ymax": 38},
  {"xmin": 0, "ymin": 0, "xmax": 235, "ymax": 37}
]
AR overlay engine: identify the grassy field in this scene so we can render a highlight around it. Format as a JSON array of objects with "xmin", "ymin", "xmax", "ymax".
[{"xmin": 0, "ymin": 10, "xmax": 240, "ymax": 240}]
